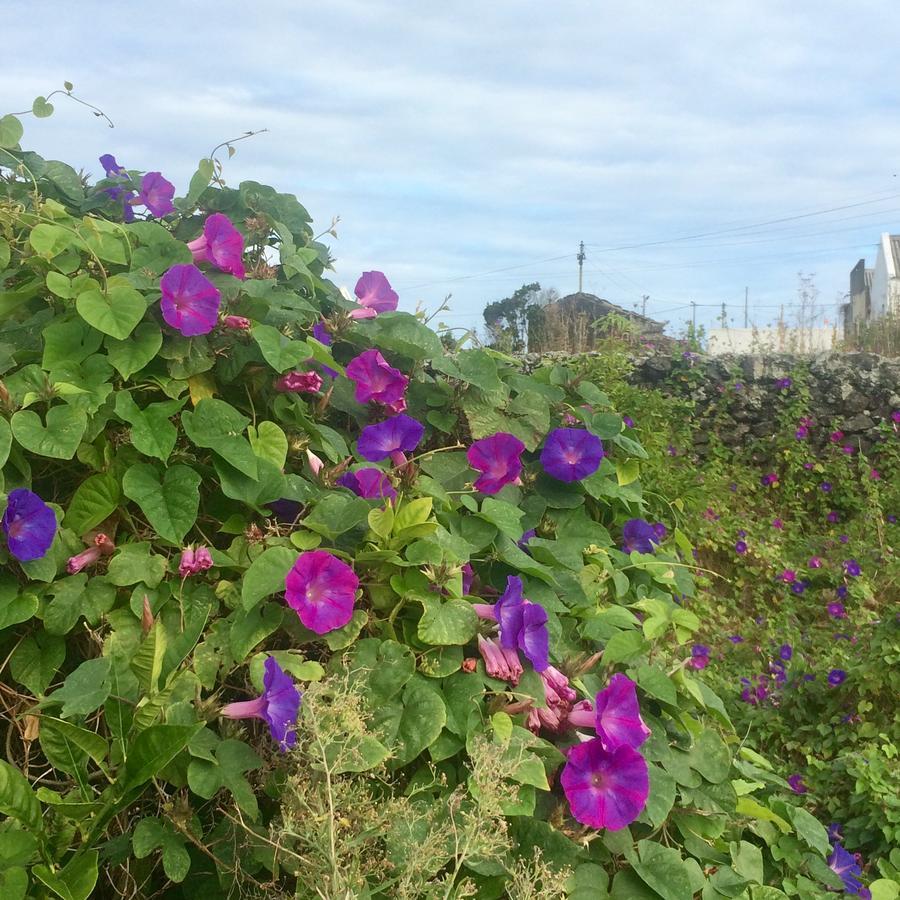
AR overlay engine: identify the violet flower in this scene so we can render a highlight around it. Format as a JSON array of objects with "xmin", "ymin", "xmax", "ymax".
[
  {"xmin": 808, "ymin": 556, "xmax": 823, "ymax": 569},
  {"xmin": 308, "ymin": 323, "xmax": 339, "ymax": 379},
  {"xmin": 827, "ymin": 602, "xmax": 846, "ymax": 619},
  {"xmin": 836, "ymin": 585, "xmax": 849, "ymax": 599},
  {"xmin": 160, "ymin": 264, "xmax": 221, "ymax": 336},
  {"xmin": 795, "ymin": 426, "xmax": 808, "ymax": 439},
  {"xmin": 775, "ymin": 377, "xmax": 792, "ymax": 390},
  {"xmin": 2, "ymin": 488, "xmax": 57, "ymax": 562},
  {"xmin": 761, "ymin": 473, "xmax": 778, "ymax": 487},
  {"xmin": 780, "ymin": 570, "xmax": 796, "ymax": 584},
  {"xmin": 728, "ymin": 635, "xmax": 744, "ymax": 643},
  {"xmin": 568, "ymin": 674, "xmax": 651, "ymax": 750},
  {"xmin": 827, "ymin": 669, "xmax": 847, "ymax": 686},
  {"xmin": 275, "ymin": 371, "xmax": 323, "ymax": 394},
  {"xmin": 735, "ymin": 539, "xmax": 748, "ymax": 555},
  {"xmin": 787, "ymin": 773, "xmax": 808, "ymax": 794},
  {"xmin": 352, "ymin": 270, "xmax": 399, "ymax": 318},
  {"xmin": 827, "ymin": 510, "xmax": 840, "ymax": 523},
  {"xmin": 791, "ymin": 581, "xmax": 808, "ymax": 595},
  {"xmin": 467, "ymin": 432, "xmax": 525, "ymax": 494},
  {"xmin": 779, "ymin": 643, "xmax": 793, "ymax": 661},
  {"xmin": 560, "ymin": 737, "xmax": 649, "ymax": 831},
  {"xmin": 135, "ymin": 172, "xmax": 176, "ymax": 217},
  {"xmin": 337, "ymin": 468, "xmax": 397, "ymax": 502},
  {"xmin": 622, "ymin": 415, "xmax": 635, "ymax": 428},
  {"xmin": 461, "ymin": 562, "xmax": 474, "ymax": 595},
  {"xmin": 844, "ymin": 559, "xmax": 861, "ymax": 577},
  {"xmin": 622, "ymin": 519, "xmax": 660, "ymax": 554},
  {"xmin": 689, "ymin": 644, "xmax": 710, "ymax": 669},
  {"xmin": 346, "ymin": 349, "xmax": 408, "ymax": 413},
  {"xmin": 541, "ymin": 428, "xmax": 604, "ymax": 482},
  {"xmin": 518, "ymin": 529, "xmax": 536, "ymax": 549},
  {"xmin": 187, "ymin": 213, "xmax": 246, "ymax": 279},
  {"xmin": 493, "ymin": 576, "xmax": 549, "ymax": 672},
  {"xmin": 827, "ymin": 843, "xmax": 867, "ymax": 896},
  {"xmin": 821, "ymin": 482, "xmax": 832, "ymax": 493},
  {"xmin": 99, "ymin": 154, "xmax": 127, "ymax": 179},
  {"xmin": 66, "ymin": 533, "xmax": 115, "ymax": 575},
  {"xmin": 285, "ymin": 550, "xmax": 359, "ymax": 634},
  {"xmin": 220, "ymin": 656, "xmax": 301, "ymax": 751},
  {"xmin": 772, "ymin": 518, "xmax": 784, "ymax": 529},
  {"xmin": 357, "ymin": 415, "xmax": 424, "ymax": 465}
]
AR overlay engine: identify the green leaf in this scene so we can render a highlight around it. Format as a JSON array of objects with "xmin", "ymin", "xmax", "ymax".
[
  {"xmin": 132, "ymin": 817, "xmax": 191, "ymax": 882},
  {"xmin": 76, "ymin": 282, "xmax": 147, "ymax": 339},
  {"xmin": 40, "ymin": 718, "xmax": 109, "ymax": 771},
  {"xmin": 187, "ymin": 739, "xmax": 263, "ymax": 819},
  {"xmin": 731, "ymin": 840, "xmax": 764, "ymax": 884},
  {"xmin": 33, "ymin": 850, "xmax": 99, "ymax": 900},
  {"xmin": 11, "ymin": 405, "xmax": 87, "ymax": 459},
  {"xmin": 687, "ymin": 730, "xmax": 732, "ymax": 784},
  {"xmin": 123, "ymin": 724, "xmax": 202, "ymax": 791},
  {"xmin": 42, "ymin": 317, "xmax": 103, "ymax": 368},
  {"xmin": 0, "ymin": 418, "xmax": 9, "ymax": 468},
  {"xmin": 0, "ymin": 575, "xmax": 38, "ymax": 630},
  {"xmin": 46, "ymin": 271, "xmax": 72, "ymax": 298},
  {"xmin": 9, "ymin": 630, "xmax": 66, "ymax": 695},
  {"xmin": 78, "ymin": 217, "xmax": 129, "ymax": 264},
  {"xmin": 373, "ymin": 677, "xmax": 446, "ymax": 768},
  {"xmin": 603, "ymin": 630, "xmax": 648, "ymax": 664},
  {"xmin": 131, "ymin": 622, "xmax": 168, "ymax": 694},
  {"xmin": 64, "ymin": 472, "xmax": 120, "ymax": 534},
  {"xmin": 229, "ymin": 603, "xmax": 284, "ymax": 662},
  {"xmin": 106, "ymin": 322, "xmax": 163, "ymax": 379},
  {"xmin": 122, "ymin": 463, "xmax": 201, "ymax": 544},
  {"xmin": 632, "ymin": 840, "xmax": 694, "ymax": 900},
  {"xmin": 0, "ymin": 759, "xmax": 42, "ymax": 831},
  {"xmin": 106, "ymin": 542, "xmax": 168, "ymax": 587},
  {"xmin": 362, "ymin": 312, "xmax": 443, "ymax": 360},
  {"xmin": 29, "ymin": 223, "xmax": 74, "ymax": 257},
  {"xmin": 184, "ymin": 158, "xmax": 215, "ymax": 208},
  {"xmin": 0, "ymin": 237, "xmax": 9, "ymax": 270},
  {"xmin": 635, "ymin": 665, "xmax": 677, "ymax": 706},
  {"xmin": 182, "ymin": 399, "xmax": 257, "ymax": 478},
  {"xmin": 616, "ymin": 459, "xmax": 640, "ymax": 486},
  {"xmin": 477, "ymin": 497, "xmax": 524, "ymax": 539},
  {"xmin": 32, "ymin": 95, "xmax": 55, "ymax": 117},
  {"xmin": 417, "ymin": 597, "xmax": 478, "ymax": 645},
  {"xmin": 324, "ymin": 609, "xmax": 368, "ymax": 650},
  {"xmin": 248, "ymin": 421, "xmax": 288, "ymax": 469},
  {"xmin": 114, "ymin": 392, "xmax": 183, "ymax": 463},
  {"xmin": 50, "ymin": 657, "xmax": 111, "ymax": 718},
  {"xmin": 644, "ymin": 763, "xmax": 676, "ymax": 827},
  {"xmin": 0, "ymin": 114, "xmax": 24, "ymax": 148},
  {"xmin": 788, "ymin": 806, "xmax": 831, "ymax": 857},
  {"xmin": 351, "ymin": 639, "xmax": 416, "ymax": 705},
  {"xmin": 241, "ymin": 546, "xmax": 295, "ymax": 610},
  {"xmin": 251, "ymin": 324, "xmax": 310, "ymax": 372},
  {"xmin": 303, "ymin": 493, "xmax": 371, "ymax": 539}
]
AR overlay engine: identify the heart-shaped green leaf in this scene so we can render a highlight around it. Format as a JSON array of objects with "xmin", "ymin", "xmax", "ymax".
[
  {"xmin": 106, "ymin": 322, "xmax": 163, "ymax": 379},
  {"xmin": 11, "ymin": 405, "xmax": 87, "ymax": 459},
  {"xmin": 0, "ymin": 115, "xmax": 23, "ymax": 149},
  {"xmin": 32, "ymin": 96, "xmax": 54, "ymax": 118},
  {"xmin": 76, "ymin": 282, "xmax": 147, "ymax": 339},
  {"xmin": 122, "ymin": 463, "xmax": 201, "ymax": 544}
]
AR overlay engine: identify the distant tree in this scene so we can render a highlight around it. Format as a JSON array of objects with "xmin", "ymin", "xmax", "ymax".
[{"xmin": 482, "ymin": 283, "xmax": 557, "ymax": 352}]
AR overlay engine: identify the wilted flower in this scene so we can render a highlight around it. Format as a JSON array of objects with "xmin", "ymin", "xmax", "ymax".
[
  {"xmin": 493, "ymin": 576, "xmax": 549, "ymax": 672},
  {"xmin": 66, "ymin": 533, "xmax": 115, "ymax": 574},
  {"xmin": 540, "ymin": 428, "xmax": 604, "ymax": 482},
  {"xmin": 467, "ymin": 432, "xmax": 525, "ymax": 494},
  {"xmin": 2, "ymin": 488, "xmax": 57, "ymax": 562},
  {"xmin": 351, "ymin": 271, "xmax": 399, "ymax": 318},
  {"xmin": 134, "ymin": 172, "xmax": 176, "ymax": 217},
  {"xmin": 275, "ymin": 370, "xmax": 323, "ymax": 393},
  {"xmin": 346, "ymin": 349, "xmax": 408, "ymax": 413},
  {"xmin": 827, "ymin": 669, "xmax": 847, "ymax": 686},
  {"xmin": 223, "ymin": 315, "xmax": 251, "ymax": 330},
  {"xmin": 284, "ymin": 550, "xmax": 359, "ymax": 634},
  {"xmin": 787, "ymin": 773, "xmax": 808, "ymax": 794},
  {"xmin": 337, "ymin": 467, "xmax": 397, "ymax": 502},
  {"xmin": 844, "ymin": 559, "xmax": 861, "ymax": 577},
  {"xmin": 179, "ymin": 545, "xmax": 213, "ymax": 577},
  {"xmin": 621, "ymin": 519, "xmax": 660, "ymax": 554},
  {"xmin": 187, "ymin": 213, "xmax": 246, "ymax": 278},
  {"xmin": 220, "ymin": 656, "xmax": 301, "ymax": 751},
  {"xmin": 560, "ymin": 737, "xmax": 649, "ymax": 831},
  {"xmin": 160, "ymin": 264, "xmax": 221, "ymax": 336},
  {"xmin": 477, "ymin": 635, "xmax": 523, "ymax": 684},
  {"xmin": 357, "ymin": 415, "xmax": 424, "ymax": 465}
]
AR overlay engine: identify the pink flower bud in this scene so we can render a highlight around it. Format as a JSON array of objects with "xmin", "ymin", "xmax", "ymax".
[{"xmin": 224, "ymin": 315, "xmax": 251, "ymax": 330}]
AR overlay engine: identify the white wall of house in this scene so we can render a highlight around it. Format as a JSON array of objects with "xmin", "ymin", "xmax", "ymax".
[
  {"xmin": 869, "ymin": 234, "xmax": 900, "ymax": 319},
  {"xmin": 706, "ymin": 327, "xmax": 836, "ymax": 355}
]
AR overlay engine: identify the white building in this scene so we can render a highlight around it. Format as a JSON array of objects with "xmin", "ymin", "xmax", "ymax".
[
  {"xmin": 842, "ymin": 233, "xmax": 900, "ymax": 333},
  {"xmin": 706, "ymin": 327, "xmax": 836, "ymax": 355}
]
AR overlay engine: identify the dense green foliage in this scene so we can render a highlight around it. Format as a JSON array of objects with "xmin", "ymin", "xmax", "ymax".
[{"xmin": 0, "ymin": 100, "xmax": 895, "ymax": 899}]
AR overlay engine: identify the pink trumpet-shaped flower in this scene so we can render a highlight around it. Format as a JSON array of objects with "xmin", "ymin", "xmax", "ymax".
[
  {"xmin": 467, "ymin": 432, "xmax": 525, "ymax": 494},
  {"xmin": 567, "ymin": 673, "xmax": 651, "ymax": 751},
  {"xmin": 160, "ymin": 264, "xmax": 221, "ymax": 336},
  {"xmin": 66, "ymin": 533, "xmax": 115, "ymax": 574},
  {"xmin": 187, "ymin": 213, "xmax": 246, "ymax": 279},
  {"xmin": 285, "ymin": 550, "xmax": 359, "ymax": 634},
  {"xmin": 346, "ymin": 350, "xmax": 409, "ymax": 411},
  {"xmin": 351, "ymin": 271, "xmax": 399, "ymax": 318}
]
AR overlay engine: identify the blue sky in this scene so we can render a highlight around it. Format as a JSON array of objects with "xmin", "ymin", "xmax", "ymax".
[{"xmin": 3, "ymin": 0, "xmax": 900, "ymax": 337}]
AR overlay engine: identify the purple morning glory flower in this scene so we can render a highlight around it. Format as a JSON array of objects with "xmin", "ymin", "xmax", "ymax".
[
  {"xmin": 2, "ymin": 488, "xmax": 57, "ymax": 562},
  {"xmin": 775, "ymin": 377, "xmax": 792, "ymax": 390},
  {"xmin": 187, "ymin": 213, "xmax": 246, "ymax": 279},
  {"xmin": 842, "ymin": 444, "xmax": 855, "ymax": 455},
  {"xmin": 735, "ymin": 539, "xmax": 748, "ymax": 554},
  {"xmin": 99, "ymin": 154, "xmax": 127, "ymax": 179},
  {"xmin": 761, "ymin": 472, "xmax": 778, "ymax": 487},
  {"xmin": 828, "ymin": 843, "xmax": 866, "ymax": 895},
  {"xmin": 102, "ymin": 184, "xmax": 137, "ymax": 222},
  {"xmin": 345, "ymin": 349, "xmax": 409, "ymax": 413},
  {"xmin": 160, "ymin": 264, "xmax": 221, "ymax": 336},
  {"xmin": 336, "ymin": 468, "xmax": 397, "ymax": 502},
  {"xmin": 493, "ymin": 576, "xmax": 549, "ymax": 671},
  {"xmin": 828, "ymin": 669, "xmax": 847, "ymax": 686},
  {"xmin": 831, "ymin": 430, "xmax": 844, "ymax": 443},
  {"xmin": 839, "ymin": 534, "xmax": 849, "ymax": 544},
  {"xmin": 787, "ymin": 773, "xmax": 808, "ymax": 794},
  {"xmin": 622, "ymin": 415, "xmax": 635, "ymax": 428},
  {"xmin": 621, "ymin": 519, "xmax": 659, "ymax": 554},
  {"xmin": 540, "ymin": 428, "xmax": 604, "ymax": 482},
  {"xmin": 689, "ymin": 644, "xmax": 710, "ymax": 669},
  {"xmin": 651, "ymin": 522, "xmax": 667, "ymax": 541},
  {"xmin": 827, "ymin": 602, "xmax": 846, "ymax": 619},
  {"xmin": 467, "ymin": 432, "xmax": 525, "ymax": 495},
  {"xmin": 518, "ymin": 529, "xmax": 536, "ymax": 549},
  {"xmin": 560, "ymin": 737, "xmax": 649, "ymax": 831},
  {"xmin": 809, "ymin": 556, "xmax": 823, "ymax": 569},
  {"xmin": 284, "ymin": 550, "xmax": 359, "ymax": 634},
  {"xmin": 728, "ymin": 635, "xmax": 744, "ymax": 643},
  {"xmin": 568, "ymin": 673, "xmax": 651, "ymax": 750},
  {"xmin": 357, "ymin": 415, "xmax": 424, "ymax": 465},
  {"xmin": 836, "ymin": 585, "xmax": 848, "ymax": 599},
  {"xmin": 821, "ymin": 482, "xmax": 832, "ymax": 493},
  {"xmin": 352, "ymin": 270, "xmax": 399, "ymax": 319},
  {"xmin": 887, "ymin": 514, "xmax": 897, "ymax": 524},
  {"xmin": 795, "ymin": 426, "xmax": 808, "ymax": 439},
  {"xmin": 312, "ymin": 322, "xmax": 331, "ymax": 345},
  {"xmin": 461, "ymin": 562, "xmax": 474, "ymax": 596},
  {"xmin": 772, "ymin": 518, "xmax": 784, "ymax": 530},
  {"xmin": 779, "ymin": 643, "xmax": 793, "ymax": 661},
  {"xmin": 220, "ymin": 656, "xmax": 302, "ymax": 751},
  {"xmin": 844, "ymin": 559, "xmax": 861, "ymax": 577},
  {"xmin": 791, "ymin": 581, "xmax": 807, "ymax": 595},
  {"xmin": 827, "ymin": 510, "xmax": 840, "ymax": 523},
  {"xmin": 780, "ymin": 569, "xmax": 796, "ymax": 584},
  {"xmin": 135, "ymin": 171, "xmax": 176, "ymax": 218}
]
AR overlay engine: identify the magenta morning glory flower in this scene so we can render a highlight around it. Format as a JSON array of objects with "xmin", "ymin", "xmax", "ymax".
[
  {"xmin": 844, "ymin": 559, "xmax": 861, "ymax": 577},
  {"xmin": 337, "ymin": 468, "xmax": 397, "ymax": 502},
  {"xmin": 284, "ymin": 550, "xmax": 359, "ymax": 634},
  {"xmin": 827, "ymin": 602, "xmax": 846, "ymax": 619},
  {"xmin": 493, "ymin": 576, "xmax": 549, "ymax": 672},
  {"xmin": 2, "ymin": 488, "xmax": 57, "ymax": 562},
  {"xmin": 689, "ymin": 644, "xmax": 710, "ymax": 669},
  {"xmin": 467, "ymin": 432, "xmax": 525, "ymax": 494},
  {"xmin": 560, "ymin": 737, "xmax": 649, "ymax": 831},
  {"xmin": 830, "ymin": 430, "xmax": 844, "ymax": 442},
  {"xmin": 828, "ymin": 843, "xmax": 867, "ymax": 896},
  {"xmin": 220, "ymin": 656, "xmax": 302, "ymax": 751},
  {"xmin": 134, "ymin": 171, "xmax": 176, "ymax": 218},
  {"xmin": 892, "ymin": 410, "xmax": 900, "ymax": 424},
  {"xmin": 787, "ymin": 773, "xmax": 808, "ymax": 794},
  {"xmin": 772, "ymin": 518, "xmax": 784, "ymax": 529},
  {"xmin": 357, "ymin": 415, "xmax": 424, "ymax": 465},
  {"xmin": 735, "ymin": 539, "xmax": 748, "ymax": 554},
  {"xmin": 780, "ymin": 570, "xmax": 796, "ymax": 584},
  {"xmin": 827, "ymin": 510, "xmax": 839, "ymax": 523},
  {"xmin": 828, "ymin": 669, "xmax": 847, "ymax": 686},
  {"xmin": 761, "ymin": 472, "xmax": 778, "ymax": 487},
  {"xmin": 809, "ymin": 556, "xmax": 823, "ymax": 569},
  {"xmin": 67, "ymin": 533, "xmax": 114, "ymax": 574},
  {"xmin": 541, "ymin": 428, "xmax": 604, "ymax": 482},
  {"xmin": 842, "ymin": 444, "xmax": 855, "ymax": 455},
  {"xmin": 568, "ymin": 674, "xmax": 651, "ymax": 750},
  {"xmin": 621, "ymin": 519, "xmax": 659, "ymax": 554},
  {"xmin": 160, "ymin": 264, "xmax": 221, "ymax": 336},
  {"xmin": 795, "ymin": 426, "xmax": 808, "ymax": 439},
  {"xmin": 187, "ymin": 213, "xmax": 246, "ymax": 279},
  {"xmin": 275, "ymin": 371, "xmax": 323, "ymax": 393},
  {"xmin": 345, "ymin": 349, "xmax": 409, "ymax": 413},
  {"xmin": 779, "ymin": 643, "xmax": 793, "ymax": 661},
  {"xmin": 352, "ymin": 270, "xmax": 399, "ymax": 319}
]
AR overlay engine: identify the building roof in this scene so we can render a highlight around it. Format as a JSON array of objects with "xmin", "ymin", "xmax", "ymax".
[{"xmin": 555, "ymin": 292, "xmax": 665, "ymax": 328}]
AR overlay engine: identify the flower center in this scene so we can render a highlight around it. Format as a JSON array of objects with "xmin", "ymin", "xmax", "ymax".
[
  {"xmin": 590, "ymin": 772, "xmax": 606, "ymax": 790},
  {"xmin": 564, "ymin": 451, "xmax": 579, "ymax": 465}
]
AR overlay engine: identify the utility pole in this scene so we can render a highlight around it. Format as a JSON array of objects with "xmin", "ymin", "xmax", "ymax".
[
  {"xmin": 721, "ymin": 301, "xmax": 727, "ymax": 327},
  {"xmin": 577, "ymin": 241, "xmax": 585, "ymax": 293},
  {"xmin": 691, "ymin": 301, "xmax": 697, "ymax": 330},
  {"xmin": 641, "ymin": 294, "xmax": 648, "ymax": 318},
  {"xmin": 743, "ymin": 286, "xmax": 749, "ymax": 328}
]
